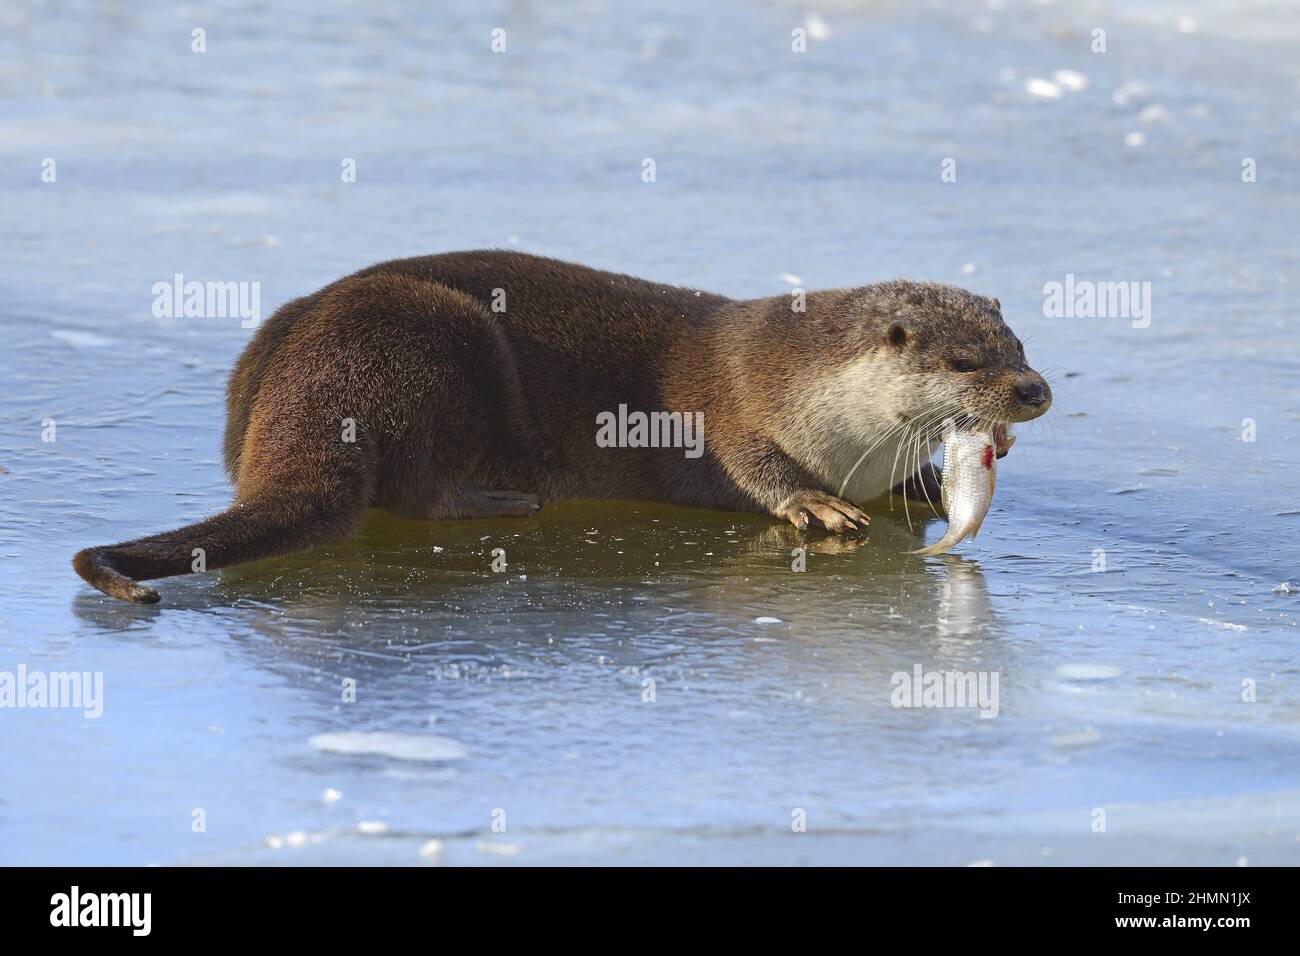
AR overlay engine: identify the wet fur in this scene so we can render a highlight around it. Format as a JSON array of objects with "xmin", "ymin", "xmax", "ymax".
[{"xmin": 73, "ymin": 250, "xmax": 1050, "ymax": 603}]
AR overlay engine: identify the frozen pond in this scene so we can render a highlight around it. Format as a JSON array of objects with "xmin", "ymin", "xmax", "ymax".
[{"xmin": 1, "ymin": 0, "xmax": 1298, "ymax": 864}]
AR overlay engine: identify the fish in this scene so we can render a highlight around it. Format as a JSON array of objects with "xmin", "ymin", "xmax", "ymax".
[{"xmin": 911, "ymin": 421, "xmax": 997, "ymax": 555}]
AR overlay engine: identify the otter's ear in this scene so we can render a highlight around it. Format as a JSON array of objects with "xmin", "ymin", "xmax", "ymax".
[
  {"xmin": 886, "ymin": 322, "xmax": 908, "ymax": 348},
  {"xmin": 991, "ymin": 298, "xmax": 1002, "ymax": 312}
]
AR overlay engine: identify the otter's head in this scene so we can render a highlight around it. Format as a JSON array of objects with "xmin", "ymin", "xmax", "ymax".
[{"xmin": 857, "ymin": 281, "xmax": 1052, "ymax": 428}]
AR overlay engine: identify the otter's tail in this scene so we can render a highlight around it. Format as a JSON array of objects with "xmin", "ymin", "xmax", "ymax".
[{"xmin": 73, "ymin": 492, "xmax": 363, "ymax": 604}]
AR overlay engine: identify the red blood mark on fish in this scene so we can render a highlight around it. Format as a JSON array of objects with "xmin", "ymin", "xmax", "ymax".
[{"xmin": 982, "ymin": 445, "xmax": 994, "ymax": 469}]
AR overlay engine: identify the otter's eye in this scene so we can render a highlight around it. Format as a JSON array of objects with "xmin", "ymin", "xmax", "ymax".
[{"xmin": 951, "ymin": 359, "xmax": 981, "ymax": 373}]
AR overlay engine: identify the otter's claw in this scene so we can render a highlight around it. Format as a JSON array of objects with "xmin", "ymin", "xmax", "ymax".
[{"xmin": 778, "ymin": 490, "xmax": 870, "ymax": 535}]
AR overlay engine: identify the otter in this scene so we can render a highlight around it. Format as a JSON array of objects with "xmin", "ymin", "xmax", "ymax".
[{"xmin": 73, "ymin": 250, "xmax": 1051, "ymax": 604}]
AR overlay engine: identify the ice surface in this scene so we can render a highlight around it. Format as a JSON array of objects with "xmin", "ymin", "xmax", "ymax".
[
  {"xmin": 310, "ymin": 732, "xmax": 468, "ymax": 763},
  {"xmin": 2, "ymin": 0, "xmax": 1298, "ymax": 865}
]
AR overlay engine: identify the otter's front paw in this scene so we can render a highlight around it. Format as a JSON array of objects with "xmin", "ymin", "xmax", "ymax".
[{"xmin": 777, "ymin": 490, "xmax": 870, "ymax": 534}]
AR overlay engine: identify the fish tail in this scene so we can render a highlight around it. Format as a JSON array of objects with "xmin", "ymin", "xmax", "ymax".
[{"xmin": 910, "ymin": 531, "xmax": 962, "ymax": 556}]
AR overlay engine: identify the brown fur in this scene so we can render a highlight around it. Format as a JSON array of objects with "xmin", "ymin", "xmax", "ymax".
[{"xmin": 73, "ymin": 250, "xmax": 1050, "ymax": 603}]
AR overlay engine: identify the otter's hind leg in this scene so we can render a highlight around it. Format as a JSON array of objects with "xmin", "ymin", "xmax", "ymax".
[
  {"xmin": 435, "ymin": 486, "xmax": 541, "ymax": 519},
  {"xmin": 326, "ymin": 277, "xmax": 545, "ymax": 524},
  {"xmin": 468, "ymin": 488, "xmax": 542, "ymax": 517}
]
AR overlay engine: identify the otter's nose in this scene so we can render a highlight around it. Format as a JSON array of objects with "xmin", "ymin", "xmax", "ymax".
[{"xmin": 1014, "ymin": 378, "xmax": 1047, "ymax": 407}]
